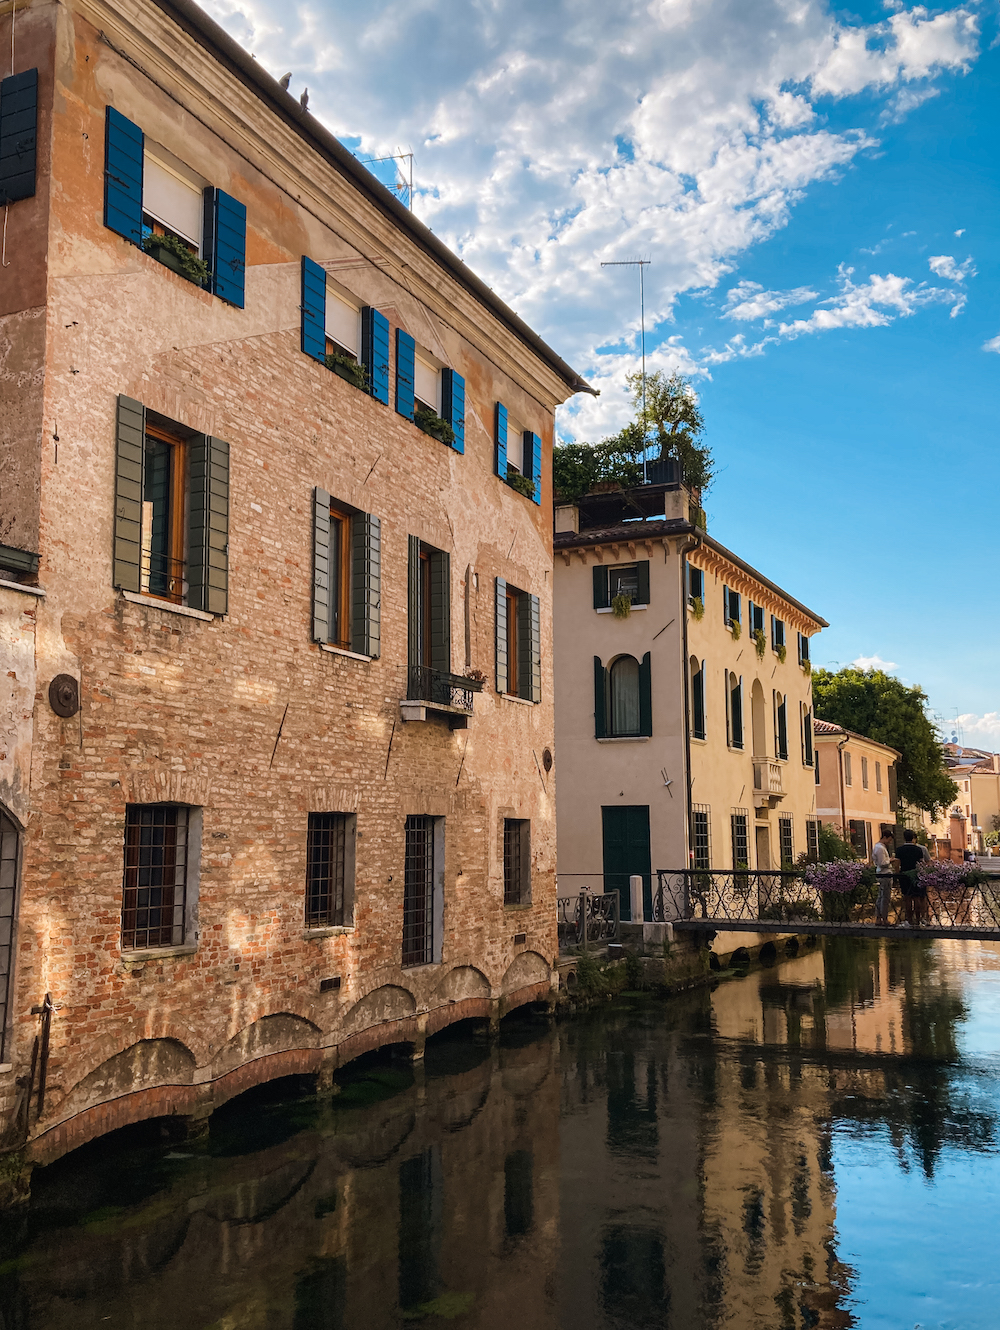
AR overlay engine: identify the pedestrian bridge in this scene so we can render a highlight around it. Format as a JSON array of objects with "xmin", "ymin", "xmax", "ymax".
[{"xmin": 655, "ymin": 868, "xmax": 1000, "ymax": 944}]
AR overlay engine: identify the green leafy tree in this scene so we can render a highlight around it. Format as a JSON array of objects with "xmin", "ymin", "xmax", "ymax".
[
  {"xmin": 812, "ymin": 667, "xmax": 958, "ymax": 817},
  {"xmin": 553, "ymin": 371, "xmax": 714, "ymax": 501}
]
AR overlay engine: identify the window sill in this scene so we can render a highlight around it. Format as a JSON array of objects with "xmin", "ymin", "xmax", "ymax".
[
  {"xmin": 596, "ymin": 604, "xmax": 647, "ymax": 614},
  {"xmin": 320, "ymin": 643, "xmax": 372, "ymax": 663},
  {"xmin": 120, "ymin": 944, "xmax": 197, "ymax": 962},
  {"xmin": 303, "ymin": 925, "xmax": 354, "ymax": 940},
  {"xmin": 597, "ymin": 736, "xmax": 650, "ymax": 744},
  {"xmin": 691, "ymin": 735, "xmax": 707, "ymax": 745},
  {"xmin": 500, "ymin": 692, "xmax": 535, "ymax": 706},
  {"xmin": 122, "ymin": 591, "xmax": 215, "ymax": 622},
  {"xmin": 504, "ymin": 902, "xmax": 533, "ymax": 911},
  {"xmin": 0, "ymin": 579, "xmax": 45, "ymax": 597}
]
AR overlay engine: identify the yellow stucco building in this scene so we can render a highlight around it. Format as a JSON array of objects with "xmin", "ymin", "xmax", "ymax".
[
  {"xmin": 813, "ymin": 720, "xmax": 899, "ymax": 856},
  {"xmin": 553, "ymin": 478, "xmax": 827, "ymax": 917}
]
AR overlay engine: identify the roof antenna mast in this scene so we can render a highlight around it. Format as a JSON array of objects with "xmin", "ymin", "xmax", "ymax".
[{"xmin": 601, "ymin": 257, "xmax": 652, "ymax": 482}]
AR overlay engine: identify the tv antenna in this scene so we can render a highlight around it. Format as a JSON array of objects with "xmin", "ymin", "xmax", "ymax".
[
  {"xmin": 358, "ymin": 150, "xmax": 414, "ymax": 210},
  {"xmin": 601, "ymin": 257, "xmax": 651, "ymax": 480}
]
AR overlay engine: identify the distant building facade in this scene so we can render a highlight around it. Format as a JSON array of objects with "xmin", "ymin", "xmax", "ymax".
[
  {"xmin": 553, "ymin": 479, "xmax": 826, "ymax": 917},
  {"xmin": 0, "ymin": 0, "xmax": 590, "ymax": 1192},
  {"xmin": 812, "ymin": 720, "xmax": 899, "ymax": 857}
]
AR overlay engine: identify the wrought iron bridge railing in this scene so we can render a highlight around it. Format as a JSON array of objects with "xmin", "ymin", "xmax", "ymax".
[
  {"xmin": 652, "ymin": 868, "xmax": 1000, "ymax": 933},
  {"xmin": 406, "ymin": 665, "xmax": 484, "ymax": 714},
  {"xmin": 556, "ymin": 878, "xmax": 621, "ymax": 952}
]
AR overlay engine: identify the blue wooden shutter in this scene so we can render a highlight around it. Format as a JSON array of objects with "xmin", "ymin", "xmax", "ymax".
[
  {"xmin": 396, "ymin": 329, "xmax": 415, "ymax": 419},
  {"xmin": 188, "ymin": 434, "xmax": 230, "ymax": 615},
  {"xmin": 594, "ymin": 657, "xmax": 607, "ymax": 739},
  {"xmin": 495, "ymin": 577, "xmax": 508, "ymax": 694},
  {"xmin": 361, "ymin": 307, "xmax": 390, "ymax": 404},
  {"xmin": 0, "ymin": 68, "xmax": 38, "ymax": 205},
  {"xmin": 301, "ymin": 257, "xmax": 326, "ymax": 362},
  {"xmin": 312, "ymin": 487, "xmax": 331, "ymax": 643},
  {"xmin": 441, "ymin": 369, "xmax": 465, "ymax": 453},
  {"xmin": 593, "ymin": 565, "xmax": 609, "ymax": 609},
  {"xmin": 204, "ymin": 187, "xmax": 246, "ymax": 308},
  {"xmin": 351, "ymin": 512, "xmax": 381, "ymax": 658},
  {"xmin": 113, "ymin": 395, "xmax": 145, "ymax": 591},
  {"xmin": 723, "ymin": 585, "xmax": 730, "ymax": 625},
  {"xmin": 639, "ymin": 652, "xmax": 652, "ymax": 737},
  {"xmin": 104, "ymin": 106, "xmax": 143, "ymax": 245},
  {"xmin": 495, "ymin": 403, "xmax": 508, "ymax": 477},
  {"xmin": 525, "ymin": 431, "xmax": 541, "ymax": 504}
]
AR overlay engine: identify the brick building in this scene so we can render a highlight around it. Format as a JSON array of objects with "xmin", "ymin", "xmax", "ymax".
[{"xmin": 0, "ymin": 0, "xmax": 590, "ymax": 1195}]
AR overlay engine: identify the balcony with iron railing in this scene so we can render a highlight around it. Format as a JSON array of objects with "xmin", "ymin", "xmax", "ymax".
[{"xmin": 400, "ymin": 665, "xmax": 485, "ymax": 729}]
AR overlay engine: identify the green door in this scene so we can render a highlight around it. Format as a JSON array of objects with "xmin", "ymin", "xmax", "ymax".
[{"xmin": 602, "ymin": 806, "xmax": 652, "ymax": 922}]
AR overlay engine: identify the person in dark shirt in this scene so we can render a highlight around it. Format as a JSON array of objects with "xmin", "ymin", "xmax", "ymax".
[{"xmin": 896, "ymin": 829, "xmax": 930, "ymax": 926}]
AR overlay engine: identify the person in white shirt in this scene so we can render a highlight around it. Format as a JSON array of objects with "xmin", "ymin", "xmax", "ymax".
[{"xmin": 872, "ymin": 830, "xmax": 895, "ymax": 925}]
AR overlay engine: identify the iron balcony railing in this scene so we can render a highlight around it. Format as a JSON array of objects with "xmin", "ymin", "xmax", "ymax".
[
  {"xmin": 652, "ymin": 868, "xmax": 1000, "ymax": 933},
  {"xmin": 556, "ymin": 878, "xmax": 621, "ymax": 953},
  {"xmin": 407, "ymin": 665, "xmax": 484, "ymax": 714}
]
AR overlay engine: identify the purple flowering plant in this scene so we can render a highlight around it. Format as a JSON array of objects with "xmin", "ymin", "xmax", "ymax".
[
  {"xmin": 804, "ymin": 859, "xmax": 872, "ymax": 894},
  {"xmin": 919, "ymin": 859, "xmax": 988, "ymax": 893}
]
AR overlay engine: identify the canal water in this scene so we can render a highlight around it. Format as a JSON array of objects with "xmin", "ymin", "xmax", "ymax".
[{"xmin": 2, "ymin": 936, "xmax": 1000, "ymax": 1329}]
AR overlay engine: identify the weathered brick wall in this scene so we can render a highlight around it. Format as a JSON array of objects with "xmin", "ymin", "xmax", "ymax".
[{"xmin": 2, "ymin": 0, "xmax": 576, "ymax": 1168}]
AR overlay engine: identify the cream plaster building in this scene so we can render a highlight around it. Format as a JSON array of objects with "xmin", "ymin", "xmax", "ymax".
[
  {"xmin": 553, "ymin": 480, "xmax": 827, "ymax": 918},
  {"xmin": 813, "ymin": 720, "xmax": 899, "ymax": 857}
]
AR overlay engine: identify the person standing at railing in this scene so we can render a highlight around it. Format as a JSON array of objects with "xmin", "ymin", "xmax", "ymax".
[
  {"xmin": 872, "ymin": 829, "xmax": 895, "ymax": 925},
  {"xmin": 896, "ymin": 829, "xmax": 931, "ymax": 927}
]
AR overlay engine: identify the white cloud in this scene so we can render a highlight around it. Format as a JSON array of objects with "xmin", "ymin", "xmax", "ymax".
[
  {"xmin": 984, "ymin": 335, "xmax": 1000, "ymax": 354},
  {"xmin": 851, "ymin": 654, "xmax": 899, "ymax": 672},
  {"xmin": 955, "ymin": 713, "xmax": 1000, "ymax": 746},
  {"xmin": 928, "ymin": 253, "xmax": 976, "ymax": 282},
  {"xmin": 775, "ymin": 265, "xmax": 959, "ymax": 338},
  {"xmin": 954, "ymin": 228, "xmax": 966, "ymax": 236},
  {"xmin": 201, "ymin": 0, "xmax": 982, "ymax": 440},
  {"xmin": 722, "ymin": 281, "xmax": 818, "ymax": 322}
]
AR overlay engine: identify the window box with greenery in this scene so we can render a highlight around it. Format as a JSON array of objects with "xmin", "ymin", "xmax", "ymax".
[
  {"xmin": 325, "ymin": 348, "xmax": 369, "ymax": 392},
  {"xmin": 506, "ymin": 466, "xmax": 536, "ymax": 500},
  {"xmin": 414, "ymin": 403, "xmax": 456, "ymax": 447},
  {"xmin": 142, "ymin": 229, "xmax": 210, "ymax": 287}
]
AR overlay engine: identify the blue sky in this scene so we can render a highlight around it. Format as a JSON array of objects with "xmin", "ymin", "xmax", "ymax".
[{"xmin": 205, "ymin": 0, "xmax": 998, "ymax": 740}]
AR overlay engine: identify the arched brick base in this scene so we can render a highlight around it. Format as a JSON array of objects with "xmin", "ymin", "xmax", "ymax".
[{"xmin": 25, "ymin": 981, "xmax": 551, "ymax": 1169}]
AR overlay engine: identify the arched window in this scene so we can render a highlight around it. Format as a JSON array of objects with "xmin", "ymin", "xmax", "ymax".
[
  {"xmin": 609, "ymin": 655, "xmax": 640, "ymax": 737},
  {"xmin": 0, "ymin": 808, "xmax": 20, "ymax": 1064},
  {"xmin": 690, "ymin": 656, "xmax": 706, "ymax": 740}
]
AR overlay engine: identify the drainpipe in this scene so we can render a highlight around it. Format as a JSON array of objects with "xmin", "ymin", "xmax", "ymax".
[
  {"xmin": 679, "ymin": 534, "xmax": 702, "ymax": 872},
  {"xmin": 837, "ymin": 735, "xmax": 849, "ymax": 845}
]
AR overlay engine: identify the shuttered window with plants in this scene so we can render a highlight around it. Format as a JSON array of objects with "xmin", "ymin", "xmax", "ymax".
[
  {"xmin": 495, "ymin": 579, "xmax": 541, "ymax": 703},
  {"xmin": 593, "ymin": 562, "xmax": 650, "ymax": 618},
  {"xmin": 494, "ymin": 402, "xmax": 540, "ymax": 504},
  {"xmin": 687, "ymin": 563, "xmax": 705, "ymax": 617},
  {"xmin": 311, "ymin": 488, "xmax": 380, "ymax": 657},
  {"xmin": 104, "ymin": 106, "xmax": 246, "ymax": 304},
  {"xmin": 113, "ymin": 396, "xmax": 229, "ymax": 614},
  {"xmin": 0, "ymin": 68, "xmax": 38, "ymax": 205},
  {"xmin": 594, "ymin": 653, "xmax": 652, "ymax": 738},
  {"xmin": 300, "ymin": 257, "xmax": 394, "ymax": 397}
]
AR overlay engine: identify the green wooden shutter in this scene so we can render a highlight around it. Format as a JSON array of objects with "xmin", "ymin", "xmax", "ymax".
[
  {"xmin": 495, "ymin": 403, "xmax": 508, "ymax": 477},
  {"xmin": 593, "ymin": 565, "xmax": 609, "ymax": 609},
  {"xmin": 527, "ymin": 593, "xmax": 541, "ymax": 703},
  {"xmin": 723, "ymin": 585, "xmax": 730, "ymax": 624},
  {"xmin": 0, "ymin": 68, "xmax": 38, "ymax": 205},
  {"xmin": 113, "ymin": 395, "xmax": 145, "ymax": 592},
  {"xmin": 639, "ymin": 651, "xmax": 652, "ymax": 736},
  {"xmin": 395, "ymin": 329, "xmax": 415, "ymax": 419},
  {"xmin": 351, "ymin": 512, "xmax": 381, "ymax": 658},
  {"xmin": 429, "ymin": 550, "xmax": 450, "ymax": 673},
  {"xmin": 312, "ymin": 487, "xmax": 331, "ymax": 642},
  {"xmin": 188, "ymin": 434, "xmax": 229, "ymax": 615},
  {"xmin": 594, "ymin": 657, "xmax": 607, "ymax": 739},
  {"xmin": 495, "ymin": 577, "xmax": 508, "ymax": 695},
  {"xmin": 301, "ymin": 256, "xmax": 327, "ymax": 362},
  {"xmin": 636, "ymin": 560, "xmax": 650, "ymax": 606},
  {"xmin": 104, "ymin": 106, "xmax": 143, "ymax": 245},
  {"xmin": 407, "ymin": 535, "xmax": 421, "ymax": 668}
]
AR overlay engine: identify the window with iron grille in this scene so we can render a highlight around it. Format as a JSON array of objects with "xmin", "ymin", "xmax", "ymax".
[
  {"xmin": 504, "ymin": 819, "xmax": 531, "ymax": 905},
  {"xmin": 805, "ymin": 819, "xmax": 820, "ymax": 861},
  {"xmin": 306, "ymin": 813, "xmax": 349, "ymax": 928},
  {"xmin": 731, "ymin": 809, "xmax": 749, "ymax": 868},
  {"xmin": 121, "ymin": 804, "xmax": 190, "ymax": 950},
  {"xmin": 0, "ymin": 809, "xmax": 19, "ymax": 1063},
  {"xmin": 403, "ymin": 815, "xmax": 436, "ymax": 966},
  {"xmin": 692, "ymin": 805, "xmax": 712, "ymax": 869},
  {"xmin": 778, "ymin": 816, "xmax": 794, "ymax": 867}
]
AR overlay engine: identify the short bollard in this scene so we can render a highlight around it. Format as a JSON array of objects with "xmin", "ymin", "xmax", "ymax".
[{"xmin": 629, "ymin": 875, "xmax": 645, "ymax": 924}]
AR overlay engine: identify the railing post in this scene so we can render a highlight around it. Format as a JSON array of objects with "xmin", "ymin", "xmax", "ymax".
[
  {"xmin": 580, "ymin": 888, "xmax": 589, "ymax": 952},
  {"xmin": 629, "ymin": 874, "xmax": 644, "ymax": 924}
]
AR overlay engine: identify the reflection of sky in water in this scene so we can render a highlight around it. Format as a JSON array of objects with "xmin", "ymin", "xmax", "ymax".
[{"xmin": 833, "ymin": 941, "xmax": 1000, "ymax": 1329}]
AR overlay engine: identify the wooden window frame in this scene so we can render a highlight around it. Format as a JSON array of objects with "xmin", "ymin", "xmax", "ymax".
[
  {"xmin": 142, "ymin": 421, "xmax": 188, "ymax": 605},
  {"xmin": 506, "ymin": 587, "xmax": 520, "ymax": 697},
  {"xmin": 328, "ymin": 503, "xmax": 353, "ymax": 650}
]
